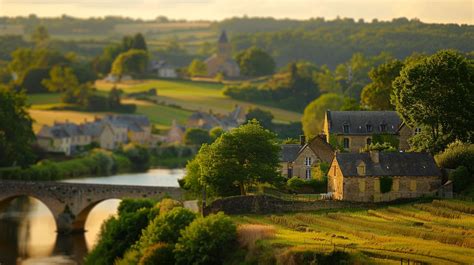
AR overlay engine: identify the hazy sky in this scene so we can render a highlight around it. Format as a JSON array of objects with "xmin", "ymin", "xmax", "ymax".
[{"xmin": 1, "ymin": 0, "xmax": 473, "ymax": 24}]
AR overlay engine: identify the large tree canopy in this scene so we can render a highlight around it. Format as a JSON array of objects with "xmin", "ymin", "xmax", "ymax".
[
  {"xmin": 392, "ymin": 50, "xmax": 474, "ymax": 152},
  {"xmin": 236, "ymin": 47, "xmax": 275, "ymax": 77},
  {"xmin": 0, "ymin": 87, "xmax": 36, "ymax": 167},
  {"xmin": 183, "ymin": 120, "xmax": 282, "ymax": 196},
  {"xmin": 111, "ymin": 49, "xmax": 149, "ymax": 77},
  {"xmin": 302, "ymin": 93, "xmax": 345, "ymax": 138},
  {"xmin": 361, "ymin": 59, "xmax": 404, "ymax": 110}
]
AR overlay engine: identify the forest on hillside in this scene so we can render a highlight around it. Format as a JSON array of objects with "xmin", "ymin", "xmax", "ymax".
[{"xmin": 0, "ymin": 16, "xmax": 472, "ymax": 68}]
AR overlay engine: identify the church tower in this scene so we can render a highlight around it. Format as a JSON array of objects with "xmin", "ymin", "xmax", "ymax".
[{"xmin": 217, "ymin": 30, "xmax": 232, "ymax": 59}]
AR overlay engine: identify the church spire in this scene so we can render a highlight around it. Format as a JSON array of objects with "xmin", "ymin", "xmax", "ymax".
[{"xmin": 218, "ymin": 30, "xmax": 228, "ymax": 43}]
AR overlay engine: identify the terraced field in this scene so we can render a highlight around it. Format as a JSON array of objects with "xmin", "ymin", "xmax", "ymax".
[{"xmin": 234, "ymin": 200, "xmax": 474, "ymax": 264}]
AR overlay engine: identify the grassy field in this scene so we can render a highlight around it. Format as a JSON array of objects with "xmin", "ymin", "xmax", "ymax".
[
  {"xmin": 26, "ymin": 79, "xmax": 301, "ymax": 132},
  {"xmin": 95, "ymin": 79, "xmax": 302, "ymax": 123},
  {"xmin": 233, "ymin": 199, "xmax": 474, "ymax": 264}
]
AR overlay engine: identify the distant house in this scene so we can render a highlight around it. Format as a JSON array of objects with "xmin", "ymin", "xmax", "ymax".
[
  {"xmin": 165, "ymin": 120, "xmax": 186, "ymax": 144},
  {"xmin": 81, "ymin": 121, "xmax": 116, "ymax": 150},
  {"xmin": 151, "ymin": 60, "xmax": 178, "ymax": 79},
  {"xmin": 328, "ymin": 151, "xmax": 442, "ymax": 202},
  {"xmin": 102, "ymin": 114, "xmax": 152, "ymax": 145},
  {"xmin": 204, "ymin": 30, "xmax": 240, "ymax": 78},
  {"xmin": 323, "ymin": 111, "xmax": 414, "ymax": 152},
  {"xmin": 280, "ymin": 136, "xmax": 335, "ymax": 179},
  {"xmin": 186, "ymin": 105, "xmax": 245, "ymax": 131},
  {"xmin": 37, "ymin": 122, "xmax": 92, "ymax": 156}
]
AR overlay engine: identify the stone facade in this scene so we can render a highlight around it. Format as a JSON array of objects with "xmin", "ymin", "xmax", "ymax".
[
  {"xmin": 328, "ymin": 152, "xmax": 442, "ymax": 202},
  {"xmin": 0, "ymin": 181, "xmax": 182, "ymax": 234}
]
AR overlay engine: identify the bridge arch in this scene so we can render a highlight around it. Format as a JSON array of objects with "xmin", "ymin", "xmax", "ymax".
[{"xmin": 72, "ymin": 198, "xmax": 121, "ymax": 233}]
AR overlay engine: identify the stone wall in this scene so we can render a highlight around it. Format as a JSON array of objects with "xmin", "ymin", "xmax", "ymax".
[
  {"xmin": 342, "ymin": 176, "xmax": 441, "ymax": 202},
  {"xmin": 203, "ymin": 195, "xmax": 372, "ymax": 215}
]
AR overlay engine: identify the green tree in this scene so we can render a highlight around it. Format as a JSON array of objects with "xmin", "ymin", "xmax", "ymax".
[
  {"xmin": 236, "ymin": 47, "xmax": 275, "ymax": 77},
  {"xmin": 392, "ymin": 50, "xmax": 474, "ymax": 152},
  {"xmin": 108, "ymin": 87, "xmax": 122, "ymax": 109},
  {"xmin": 245, "ymin": 107, "xmax": 274, "ymax": 129},
  {"xmin": 361, "ymin": 60, "xmax": 404, "ymax": 110},
  {"xmin": 209, "ymin": 127, "xmax": 224, "ymax": 141},
  {"xmin": 111, "ymin": 49, "xmax": 149, "ymax": 78},
  {"xmin": 0, "ymin": 87, "xmax": 36, "ymax": 167},
  {"xmin": 139, "ymin": 243, "xmax": 175, "ymax": 265},
  {"xmin": 132, "ymin": 33, "xmax": 148, "ymax": 51},
  {"xmin": 188, "ymin": 59, "xmax": 207, "ymax": 77},
  {"xmin": 314, "ymin": 65, "xmax": 342, "ymax": 94},
  {"xmin": 31, "ymin": 25, "xmax": 49, "ymax": 48},
  {"xmin": 20, "ymin": 67, "xmax": 50, "ymax": 93},
  {"xmin": 184, "ymin": 128, "xmax": 211, "ymax": 146},
  {"xmin": 42, "ymin": 65, "xmax": 79, "ymax": 93},
  {"xmin": 302, "ymin": 93, "xmax": 345, "ymax": 138},
  {"xmin": 184, "ymin": 120, "xmax": 282, "ymax": 196},
  {"xmin": 174, "ymin": 213, "xmax": 237, "ymax": 265}
]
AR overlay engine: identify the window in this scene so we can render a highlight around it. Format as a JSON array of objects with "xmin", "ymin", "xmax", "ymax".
[
  {"xmin": 343, "ymin": 124, "xmax": 350, "ymax": 133},
  {"xmin": 414, "ymin": 127, "xmax": 422, "ymax": 135},
  {"xmin": 343, "ymin": 138, "xmax": 350, "ymax": 149},
  {"xmin": 333, "ymin": 166, "xmax": 337, "ymax": 176},
  {"xmin": 366, "ymin": 124, "xmax": 373, "ymax": 132},
  {"xmin": 305, "ymin": 168, "xmax": 311, "ymax": 179},
  {"xmin": 366, "ymin": 138, "xmax": 372, "ymax": 146},
  {"xmin": 305, "ymin": 157, "xmax": 312, "ymax": 166},
  {"xmin": 380, "ymin": 124, "xmax": 387, "ymax": 132}
]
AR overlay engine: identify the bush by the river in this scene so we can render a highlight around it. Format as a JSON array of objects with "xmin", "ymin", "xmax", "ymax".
[
  {"xmin": 0, "ymin": 149, "xmax": 133, "ymax": 181},
  {"xmin": 85, "ymin": 199, "xmax": 158, "ymax": 265}
]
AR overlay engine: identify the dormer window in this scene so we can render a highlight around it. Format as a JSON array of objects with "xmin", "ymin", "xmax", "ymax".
[
  {"xmin": 343, "ymin": 124, "xmax": 350, "ymax": 133},
  {"xmin": 357, "ymin": 162, "xmax": 366, "ymax": 176},
  {"xmin": 366, "ymin": 124, "xmax": 372, "ymax": 132},
  {"xmin": 380, "ymin": 124, "xmax": 387, "ymax": 132}
]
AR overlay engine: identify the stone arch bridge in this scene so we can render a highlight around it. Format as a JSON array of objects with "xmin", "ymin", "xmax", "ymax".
[{"xmin": 0, "ymin": 180, "xmax": 182, "ymax": 234}]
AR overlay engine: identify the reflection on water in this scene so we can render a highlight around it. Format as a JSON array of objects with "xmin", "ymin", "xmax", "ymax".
[{"xmin": 0, "ymin": 168, "xmax": 183, "ymax": 265}]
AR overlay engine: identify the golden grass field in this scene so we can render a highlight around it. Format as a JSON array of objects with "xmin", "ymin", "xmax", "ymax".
[{"xmin": 233, "ymin": 199, "xmax": 474, "ymax": 264}]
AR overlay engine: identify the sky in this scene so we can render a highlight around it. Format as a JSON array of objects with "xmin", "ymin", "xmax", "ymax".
[{"xmin": 0, "ymin": 0, "xmax": 473, "ymax": 24}]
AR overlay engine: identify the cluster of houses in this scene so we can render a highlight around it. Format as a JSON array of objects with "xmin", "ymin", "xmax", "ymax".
[
  {"xmin": 163, "ymin": 105, "xmax": 246, "ymax": 143},
  {"xmin": 36, "ymin": 114, "xmax": 154, "ymax": 156},
  {"xmin": 280, "ymin": 110, "xmax": 450, "ymax": 202}
]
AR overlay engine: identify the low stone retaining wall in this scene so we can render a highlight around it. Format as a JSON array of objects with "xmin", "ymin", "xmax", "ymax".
[{"xmin": 203, "ymin": 195, "xmax": 375, "ymax": 215}]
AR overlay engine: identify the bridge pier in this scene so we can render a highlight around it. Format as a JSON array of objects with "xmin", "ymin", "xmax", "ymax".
[{"xmin": 56, "ymin": 211, "xmax": 80, "ymax": 234}]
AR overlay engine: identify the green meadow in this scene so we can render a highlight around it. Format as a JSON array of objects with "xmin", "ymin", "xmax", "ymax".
[
  {"xmin": 234, "ymin": 199, "xmax": 474, "ymax": 264},
  {"xmin": 26, "ymin": 79, "xmax": 301, "ymax": 131}
]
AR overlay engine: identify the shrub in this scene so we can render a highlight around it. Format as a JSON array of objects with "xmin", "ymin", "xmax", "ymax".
[
  {"xmin": 139, "ymin": 243, "xmax": 175, "ymax": 265},
  {"xmin": 449, "ymin": 166, "xmax": 471, "ymax": 192},
  {"xmin": 155, "ymin": 198, "xmax": 183, "ymax": 216},
  {"xmin": 123, "ymin": 143, "xmax": 151, "ymax": 171},
  {"xmin": 435, "ymin": 141, "xmax": 474, "ymax": 172},
  {"xmin": 118, "ymin": 198, "xmax": 155, "ymax": 216},
  {"xmin": 174, "ymin": 212, "xmax": 237, "ymax": 265},
  {"xmin": 287, "ymin": 176, "xmax": 305, "ymax": 190},
  {"xmin": 136, "ymin": 207, "xmax": 197, "ymax": 250},
  {"xmin": 85, "ymin": 207, "xmax": 155, "ymax": 265},
  {"xmin": 116, "ymin": 249, "xmax": 141, "ymax": 265}
]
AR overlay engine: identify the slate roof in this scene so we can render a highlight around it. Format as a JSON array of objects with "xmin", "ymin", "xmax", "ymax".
[
  {"xmin": 335, "ymin": 152, "xmax": 441, "ymax": 177},
  {"xmin": 103, "ymin": 114, "xmax": 151, "ymax": 127},
  {"xmin": 280, "ymin": 144, "xmax": 302, "ymax": 162},
  {"xmin": 80, "ymin": 121, "xmax": 106, "ymax": 137},
  {"xmin": 306, "ymin": 136, "xmax": 335, "ymax": 164},
  {"xmin": 327, "ymin": 111, "xmax": 402, "ymax": 135},
  {"xmin": 218, "ymin": 30, "xmax": 228, "ymax": 43}
]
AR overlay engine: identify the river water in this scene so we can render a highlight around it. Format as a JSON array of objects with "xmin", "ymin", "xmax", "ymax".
[{"xmin": 0, "ymin": 168, "xmax": 184, "ymax": 265}]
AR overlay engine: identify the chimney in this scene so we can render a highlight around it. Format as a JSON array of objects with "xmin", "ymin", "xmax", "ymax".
[
  {"xmin": 369, "ymin": 150, "xmax": 380, "ymax": 163},
  {"xmin": 299, "ymin": 135, "xmax": 306, "ymax": 146}
]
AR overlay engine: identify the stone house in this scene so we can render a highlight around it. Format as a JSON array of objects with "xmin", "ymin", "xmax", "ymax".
[
  {"xmin": 102, "ymin": 114, "xmax": 152, "ymax": 145},
  {"xmin": 280, "ymin": 136, "xmax": 334, "ymax": 179},
  {"xmin": 327, "ymin": 151, "xmax": 442, "ymax": 202},
  {"xmin": 204, "ymin": 30, "xmax": 240, "ymax": 78},
  {"xmin": 323, "ymin": 110, "xmax": 414, "ymax": 152},
  {"xmin": 165, "ymin": 120, "xmax": 186, "ymax": 144},
  {"xmin": 151, "ymin": 60, "xmax": 178, "ymax": 79},
  {"xmin": 37, "ymin": 122, "xmax": 92, "ymax": 156},
  {"xmin": 81, "ymin": 121, "xmax": 116, "ymax": 150},
  {"xmin": 187, "ymin": 106, "xmax": 245, "ymax": 131}
]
